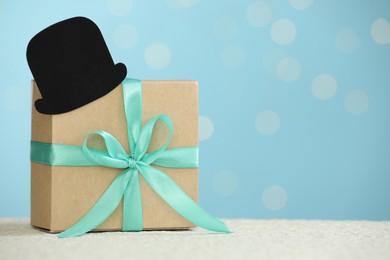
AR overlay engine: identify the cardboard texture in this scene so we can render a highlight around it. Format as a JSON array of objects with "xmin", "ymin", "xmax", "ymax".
[{"xmin": 31, "ymin": 80, "xmax": 198, "ymax": 232}]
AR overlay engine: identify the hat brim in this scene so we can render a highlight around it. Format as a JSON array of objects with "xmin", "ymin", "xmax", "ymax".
[{"xmin": 35, "ymin": 63, "xmax": 127, "ymax": 115}]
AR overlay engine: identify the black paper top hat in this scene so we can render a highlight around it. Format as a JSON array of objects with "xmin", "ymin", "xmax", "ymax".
[{"xmin": 27, "ymin": 16, "xmax": 127, "ymax": 115}]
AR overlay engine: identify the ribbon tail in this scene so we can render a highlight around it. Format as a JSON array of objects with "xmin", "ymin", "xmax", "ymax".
[
  {"xmin": 58, "ymin": 170, "xmax": 131, "ymax": 238},
  {"xmin": 137, "ymin": 164, "xmax": 230, "ymax": 233},
  {"xmin": 122, "ymin": 170, "xmax": 143, "ymax": 231}
]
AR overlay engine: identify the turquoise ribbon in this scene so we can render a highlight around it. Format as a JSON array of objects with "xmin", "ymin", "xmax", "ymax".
[{"xmin": 30, "ymin": 78, "xmax": 229, "ymax": 238}]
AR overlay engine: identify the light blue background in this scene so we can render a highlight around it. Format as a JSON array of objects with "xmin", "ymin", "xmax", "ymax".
[{"xmin": 1, "ymin": 0, "xmax": 389, "ymax": 220}]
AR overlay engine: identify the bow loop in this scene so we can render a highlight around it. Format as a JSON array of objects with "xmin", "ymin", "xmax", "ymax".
[
  {"xmin": 135, "ymin": 114, "xmax": 173, "ymax": 165},
  {"xmin": 82, "ymin": 130, "xmax": 129, "ymax": 169}
]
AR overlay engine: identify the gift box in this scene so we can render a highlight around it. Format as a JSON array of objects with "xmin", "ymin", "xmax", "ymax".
[
  {"xmin": 27, "ymin": 16, "xmax": 228, "ymax": 237},
  {"xmin": 31, "ymin": 79, "xmax": 199, "ymax": 232}
]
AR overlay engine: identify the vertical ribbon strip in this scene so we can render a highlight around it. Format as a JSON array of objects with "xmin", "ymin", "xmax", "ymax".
[{"xmin": 31, "ymin": 78, "xmax": 230, "ymax": 237}]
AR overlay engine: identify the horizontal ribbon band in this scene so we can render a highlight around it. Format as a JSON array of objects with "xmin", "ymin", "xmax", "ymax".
[
  {"xmin": 31, "ymin": 78, "xmax": 230, "ymax": 237},
  {"xmin": 31, "ymin": 141, "xmax": 199, "ymax": 168}
]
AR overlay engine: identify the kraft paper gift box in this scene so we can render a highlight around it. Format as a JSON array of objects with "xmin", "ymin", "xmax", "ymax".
[{"xmin": 30, "ymin": 80, "xmax": 199, "ymax": 232}]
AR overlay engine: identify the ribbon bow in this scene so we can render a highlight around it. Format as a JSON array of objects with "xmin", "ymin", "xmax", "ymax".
[{"xmin": 31, "ymin": 78, "xmax": 229, "ymax": 238}]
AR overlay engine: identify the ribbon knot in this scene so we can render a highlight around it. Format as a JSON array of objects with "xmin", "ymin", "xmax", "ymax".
[{"xmin": 127, "ymin": 153, "xmax": 137, "ymax": 170}]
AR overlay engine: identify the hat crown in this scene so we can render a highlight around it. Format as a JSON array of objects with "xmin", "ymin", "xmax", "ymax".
[{"xmin": 27, "ymin": 16, "xmax": 127, "ymax": 114}]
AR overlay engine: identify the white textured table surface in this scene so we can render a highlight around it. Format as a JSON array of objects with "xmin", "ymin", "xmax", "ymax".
[{"xmin": 1, "ymin": 218, "xmax": 389, "ymax": 260}]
